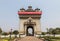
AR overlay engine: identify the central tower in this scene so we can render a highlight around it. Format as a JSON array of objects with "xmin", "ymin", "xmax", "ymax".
[{"xmin": 18, "ymin": 6, "xmax": 42, "ymax": 37}]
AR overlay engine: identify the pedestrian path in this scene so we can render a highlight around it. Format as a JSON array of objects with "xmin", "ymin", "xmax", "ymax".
[{"xmin": 14, "ymin": 36, "xmax": 44, "ymax": 41}]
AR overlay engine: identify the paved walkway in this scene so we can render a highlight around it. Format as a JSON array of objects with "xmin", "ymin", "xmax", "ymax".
[{"xmin": 14, "ymin": 36, "xmax": 44, "ymax": 41}]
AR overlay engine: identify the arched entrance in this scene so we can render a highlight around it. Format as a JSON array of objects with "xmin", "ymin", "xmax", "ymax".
[{"xmin": 26, "ymin": 26, "xmax": 34, "ymax": 36}]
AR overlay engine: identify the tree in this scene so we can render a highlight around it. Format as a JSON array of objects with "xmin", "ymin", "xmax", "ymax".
[
  {"xmin": 55, "ymin": 28, "xmax": 60, "ymax": 34},
  {"xmin": 0, "ymin": 28, "xmax": 2, "ymax": 34},
  {"xmin": 51, "ymin": 28, "xmax": 60, "ymax": 37},
  {"xmin": 41, "ymin": 32, "xmax": 46, "ymax": 35},
  {"xmin": 46, "ymin": 28, "xmax": 49, "ymax": 34},
  {"xmin": 13, "ymin": 30, "xmax": 19, "ymax": 38},
  {"xmin": 2, "ymin": 32, "xmax": 8, "ymax": 37},
  {"xmin": 41, "ymin": 32, "xmax": 46, "ymax": 37},
  {"xmin": 48, "ymin": 28, "xmax": 53, "ymax": 34},
  {"xmin": 0, "ymin": 28, "xmax": 2, "ymax": 38},
  {"xmin": 48, "ymin": 28, "xmax": 60, "ymax": 37},
  {"xmin": 52, "ymin": 29, "xmax": 56, "ymax": 37},
  {"xmin": 46, "ymin": 27, "xmax": 60, "ymax": 37}
]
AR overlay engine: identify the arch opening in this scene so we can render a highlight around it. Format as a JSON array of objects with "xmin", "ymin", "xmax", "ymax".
[{"xmin": 26, "ymin": 26, "xmax": 34, "ymax": 36}]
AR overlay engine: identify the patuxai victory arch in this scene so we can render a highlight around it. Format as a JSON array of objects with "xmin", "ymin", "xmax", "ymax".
[{"xmin": 18, "ymin": 6, "xmax": 42, "ymax": 37}]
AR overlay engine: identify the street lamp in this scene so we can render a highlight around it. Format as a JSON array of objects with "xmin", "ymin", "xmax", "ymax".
[{"xmin": 10, "ymin": 28, "xmax": 12, "ymax": 39}]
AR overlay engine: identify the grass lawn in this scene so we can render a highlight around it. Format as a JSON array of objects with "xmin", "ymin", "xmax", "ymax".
[
  {"xmin": 39, "ymin": 36, "xmax": 60, "ymax": 41},
  {"xmin": 0, "ymin": 38, "xmax": 3, "ymax": 41},
  {"xmin": 0, "ymin": 37, "xmax": 60, "ymax": 41},
  {"xmin": 0, "ymin": 38, "xmax": 9, "ymax": 41},
  {"xmin": 0, "ymin": 37, "xmax": 15, "ymax": 41},
  {"xmin": 51, "ymin": 39, "xmax": 60, "ymax": 41}
]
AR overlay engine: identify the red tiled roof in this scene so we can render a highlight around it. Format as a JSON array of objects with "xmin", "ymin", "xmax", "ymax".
[{"xmin": 18, "ymin": 11, "xmax": 42, "ymax": 15}]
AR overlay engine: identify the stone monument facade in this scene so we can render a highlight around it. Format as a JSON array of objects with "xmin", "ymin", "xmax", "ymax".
[{"xmin": 18, "ymin": 6, "xmax": 42, "ymax": 37}]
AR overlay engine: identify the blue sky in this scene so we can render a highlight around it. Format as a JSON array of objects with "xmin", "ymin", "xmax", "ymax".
[{"xmin": 0, "ymin": 0, "xmax": 60, "ymax": 32}]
